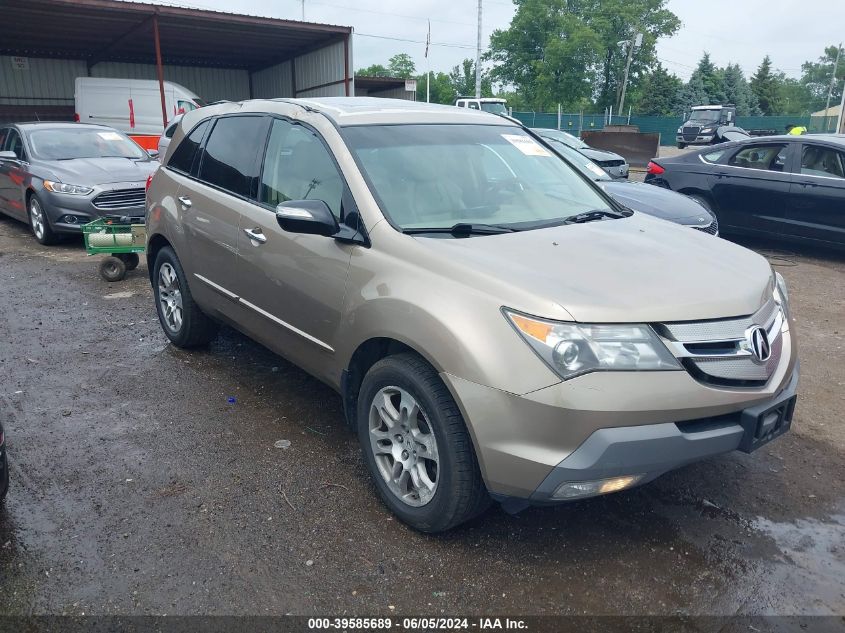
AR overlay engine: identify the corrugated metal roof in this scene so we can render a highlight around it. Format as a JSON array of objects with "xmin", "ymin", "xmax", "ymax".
[{"xmin": 2, "ymin": 0, "xmax": 352, "ymax": 71}]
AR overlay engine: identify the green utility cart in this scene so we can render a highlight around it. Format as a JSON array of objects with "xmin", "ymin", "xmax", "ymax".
[{"xmin": 81, "ymin": 219, "xmax": 146, "ymax": 282}]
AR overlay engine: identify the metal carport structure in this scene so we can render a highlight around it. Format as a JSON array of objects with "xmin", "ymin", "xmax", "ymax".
[{"xmin": 0, "ymin": 0, "xmax": 353, "ymax": 125}]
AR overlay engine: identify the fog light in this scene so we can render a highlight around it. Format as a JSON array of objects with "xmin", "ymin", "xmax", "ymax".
[
  {"xmin": 62, "ymin": 215, "xmax": 79, "ymax": 224},
  {"xmin": 552, "ymin": 474, "xmax": 644, "ymax": 500}
]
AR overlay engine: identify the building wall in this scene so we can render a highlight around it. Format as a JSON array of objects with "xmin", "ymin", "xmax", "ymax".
[
  {"xmin": 356, "ymin": 86, "xmax": 416, "ymax": 101},
  {"xmin": 90, "ymin": 62, "xmax": 250, "ymax": 102},
  {"xmin": 0, "ymin": 56, "xmax": 85, "ymax": 106},
  {"xmin": 251, "ymin": 60, "xmax": 293, "ymax": 99},
  {"xmin": 295, "ymin": 39, "xmax": 350, "ymax": 97}
]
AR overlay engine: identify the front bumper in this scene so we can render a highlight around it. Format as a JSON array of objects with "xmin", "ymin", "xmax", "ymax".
[
  {"xmin": 442, "ymin": 329, "xmax": 797, "ymax": 502},
  {"xmin": 40, "ymin": 187, "xmax": 145, "ymax": 234},
  {"xmin": 676, "ymin": 134, "xmax": 715, "ymax": 145}
]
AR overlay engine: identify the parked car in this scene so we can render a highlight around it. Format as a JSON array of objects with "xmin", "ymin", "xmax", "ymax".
[
  {"xmin": 0, "ymin": 122, "xmax": 158, "ymax": 245},
  {"xmin": 0, "ymin": 419, "xmax": 8, "ymax": 502},
  {"xmin": 645, "ymin": 134, "xmax": 845, "ymax": 249},
  {"xmin": 536, "ymin": 128, "xmax": 629, "ymax": 179},
  {"xmin": 158, "ymin": 114, "xmax": 184, "ymax": 158},
  {"xmin": 455, "ymin": 97, "xmax": 508, "ymax": 114},
  {"xmin": 147, "ymin": 98, "xmax": 798, "ymax": 532},
  {"xmin": 537, "ymin": 133, "xmax": 718, "ymax": 235}
]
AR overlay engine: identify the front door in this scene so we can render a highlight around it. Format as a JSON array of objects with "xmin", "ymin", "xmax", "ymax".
[
  {"xmin": 235, "ymin": 117, "xmax": 354, "ymax": 381},
  {"xmin": 711, "ymin": 142, "xmax": 794, "ymax": 237},
  {"xmin": 0, "ymin": 128, "xmax": 30, "ymax": 221},
  {"xmin": 788, "ymin": 142, "xmax": 845, "ymax": 246}
]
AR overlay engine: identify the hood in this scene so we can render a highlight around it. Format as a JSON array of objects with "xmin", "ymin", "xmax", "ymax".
[
  {"xmin": 580, "ymin": 147, "xmax": 625, "ymax": 163},
  {"xmin": 600, "ymin": 181, "xmax": 714, "ymax": 225},
  {"xmin": 35, "ymin": 157, "xmax": 158, "ymax": 186},
  {"xmin": 416, "ymin": 213, "xmax": 771, "ymax": 323}
]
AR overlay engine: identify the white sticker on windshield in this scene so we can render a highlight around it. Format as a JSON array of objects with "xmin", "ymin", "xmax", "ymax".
[
  {"xmin": 97, "ymin": 132, "xmax": 122, "ymax": 141},
  {"xmin": 501, "ymin": 134, "xmax": 551, "ymax": 157}
]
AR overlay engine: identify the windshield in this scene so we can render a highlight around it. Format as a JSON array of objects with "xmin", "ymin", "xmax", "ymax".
[
  {"xmin": 345, "ymin": 124, "xmax": 614, "ymax": 232},
  {"xmin": 687, "ymin": 110, "xmax": 721, "ymax": 123},
  {"xmin": 28, "ymin": 127, "xmax": 147, "ymax": 161},
  {"xmin": 479, "ymin": 102, "xmax": 507, "ymax": 115},
  {"xmin": 544, "ymin": 139, "xmax": 611, "ymax": 181},
  {"xmin": 535, "ymin": 128, "xmax": 589, "ymax": 150}
]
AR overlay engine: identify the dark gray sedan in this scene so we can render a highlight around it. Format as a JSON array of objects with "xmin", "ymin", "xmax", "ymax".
[
  {"xmin": 0, "ymin": 122, "xmax": 158, "ymax": 245},
  {"xmin": 536, "ymin": 128, "xmax": 629, "ymax": 179}
]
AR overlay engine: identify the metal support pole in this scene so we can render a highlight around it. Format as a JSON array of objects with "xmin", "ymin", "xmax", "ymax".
[
  {"xmin": 343, "ymin": 34, "xmax": 351, "ymax": 96},
  {"xmin": 618, "ymin": 33, "xmax": 637, "ymax": 114},
  {"xmin": 837, "ymin": 76, "xmax": 845, "ymax": 134},
  {"xmin": 475, "ymin": 0, "xmax": 482, "ymax": 99},
  {"xmin": 824, "ymin": 43, "xmax": 842, "ymax": 131},
  {"xmin": 557, "ymin": 103, "xmax": 561, "ymax": 130},
  {"xmin": 153, "ymin": 13, "xmax": 167, "ymax": 129}
]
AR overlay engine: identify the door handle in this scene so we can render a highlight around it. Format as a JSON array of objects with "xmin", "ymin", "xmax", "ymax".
[
  {"xmin": 243, "ymin": 228, "xmax": 267, "ymax": 244},
  {"xmin": 178, "ymin": 196, "xmax": 192, "ymax": 209}
]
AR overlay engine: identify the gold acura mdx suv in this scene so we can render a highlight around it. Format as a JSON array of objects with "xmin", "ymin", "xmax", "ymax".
[{"xmin": 146, "ymin": 98, "xmax": 798, "ymax": 532}]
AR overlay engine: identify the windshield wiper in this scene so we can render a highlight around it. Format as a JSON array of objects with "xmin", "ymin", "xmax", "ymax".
[
  {"xmin": 403, "ymin": 223, "xmax": 517, "ymax": 236},
  {"xmin": 565, "ymin": 209, "xmax": 631, "ymax": 224}
]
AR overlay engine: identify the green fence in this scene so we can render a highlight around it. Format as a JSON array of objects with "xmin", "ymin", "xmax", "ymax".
[{"xmin": 510, "ymin": 112, "xmax": 838, "ymax": 146}]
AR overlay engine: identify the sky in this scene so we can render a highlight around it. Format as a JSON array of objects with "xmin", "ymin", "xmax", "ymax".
[{"xmin": 152, "ymin": 0, "xmax": 844, "ymax": 82}]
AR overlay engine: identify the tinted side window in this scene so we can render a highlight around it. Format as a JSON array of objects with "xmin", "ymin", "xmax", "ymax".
[
  {"xmin": 199, "ymin": 116, "xmax": 267, "ymax": 198},
  {"xmin": 260, "ymin": 119, "xmax": 344, "ymax": 219},
  {"xmin": 0, "ymin": 128, "xmax": 8, "ymax": 150},
  {"xmin": 7, "ymin": 130, "xmax": 26, "ymax": 160},
  {"xmin": 168, "ymin": 120, "xmax": 209, "ymax": 174},
  {"xmin": 728, "ymin": 144, "xmax": 788, "ymax": 172},
  {"xmin": 801, "ymin": 145, "xmax": 845, "ymax": 179}
]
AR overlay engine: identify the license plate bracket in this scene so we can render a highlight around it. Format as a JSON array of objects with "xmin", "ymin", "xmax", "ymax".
[{"xmin": 738, "ymin": 395, "xmax": 796, "ymax": 453}]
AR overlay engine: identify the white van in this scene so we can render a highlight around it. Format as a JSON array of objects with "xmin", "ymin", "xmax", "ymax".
[
  {"xmin": 454, "ymin": 97, "xmax": 507, "ymax": 115},
  {"xmin": 75, "ymin": 78, "xmax": 204, "ymax": 149}
]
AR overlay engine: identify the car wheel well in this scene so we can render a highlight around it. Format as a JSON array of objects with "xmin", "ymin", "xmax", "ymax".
[
  {"xmin": 342, "ymin": 338, "xmax": 420, "ymax": 428},
  {"xmin": 146, "ymin": 234, "xmax": 172, "ymax": 284}
]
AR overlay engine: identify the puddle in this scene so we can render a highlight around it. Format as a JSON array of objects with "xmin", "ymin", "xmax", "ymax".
[{"xmin": 751, "ymin": 511, "xmax": 845, "ymax": 614}]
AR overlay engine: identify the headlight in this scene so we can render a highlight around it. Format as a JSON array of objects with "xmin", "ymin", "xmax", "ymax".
[
  {"xmin": 504, "ymin": 310, "xmax": 681, "ymax": 380},
  {"xmin": 701, "ymin": 127, "xmax": 714, "ymax": 133},
  {"xmin": 677, "ymin": 127, "xmax": 683, "ymax": 133},
  {"xmin": 774, "ymin": 271, "xmax": 790, "ymax": 320},
  {"xmin": 43, "ymin": 180, "xmax": 93, "ymax": 195}
]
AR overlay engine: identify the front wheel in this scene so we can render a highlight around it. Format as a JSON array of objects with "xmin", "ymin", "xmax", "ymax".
[
  {"xmin": 677, "ymin": 142, "xmax": 687, "ymax": 149},
  {"xmin": 357, "ymin": 353, "xmax": 490, "ymax": 532},
  {"xmin": 152, "ymin": 246, "xmax": 218, "ymax": 348},
  {"xmin": 29, "ymin": 195, "xmax": 58, "ymax": 245}
]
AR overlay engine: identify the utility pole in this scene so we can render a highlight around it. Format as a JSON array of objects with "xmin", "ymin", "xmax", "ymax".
[
  {"xmin": 837, "ymin": 73, "xmax": 845, "ymax": 134},
  {"xmin": 426, "ymin": 20, "xmax": 431, "ymax": 103},
  {"xmin": 301, "ymin": 0, "xmax": 305, "ymax": 20},
  {"xmin": 475, "ymin": 0, "xmax": 482, "ymax": 99},
  {"xmin": 618, "ymin": 32, "xmax": 641, "ymax": 115},
  {"xmin": 824, "ymin": 42, "xmax": 842, "ymax": 132}
]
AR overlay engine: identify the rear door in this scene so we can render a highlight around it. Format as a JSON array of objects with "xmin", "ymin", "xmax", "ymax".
[
  {"xmin": 788, "ymin": 141, "xmax": 845, "ymax": 246},
  {"xmin": 234, "ymin": 117, "xmax": 355, "ymax": 380},
  {"xmin": 710, "ymin": 141, "xmax": 795, "ymax": 236}
]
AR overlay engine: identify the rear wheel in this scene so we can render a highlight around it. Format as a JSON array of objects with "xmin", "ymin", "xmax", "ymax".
[
  {"xmin": 99, "ymin": 256, "xmax": 126, "ymax": 282},
  {"xmin": 677, "ymin": 142, "xmax": 687, "ymax": 149},
  {"xmin": 152, "ymin": 246, "xmax": 218, "ymax": 348},
  {"xmin": 29, "ymin": 194, "xmax": 58, "ymax": 245},
  {"xmin": 117, "ymin": 252, "xmax": 140, "ymax": 271},
  {"xmin": 357, "ymin": 353, "xmax": 490, "ymax": 532}
]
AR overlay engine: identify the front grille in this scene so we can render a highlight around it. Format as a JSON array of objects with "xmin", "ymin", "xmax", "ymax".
[
  {"xmin": 693, "ymin": 217, "xmax": 719, "ymax": 235},
  {"xmin": 597, "ymin": 159, "xmax": 625, "ymax": 168},
  {"xmin": 92, "ymin": 188, "xmax": 146, "ymax": 211},
  {"xmin": 656, "ymin": 298, "xmax": 784, "ymax": 387},
  {"xmin": 682, "ymin": 126, "xmax": 700, "ymax": 141}
]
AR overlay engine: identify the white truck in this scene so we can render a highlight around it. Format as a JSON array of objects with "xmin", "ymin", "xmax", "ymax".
[
  {"xmin": 455, "ymin": 97, "xmax": 508, "ymax": 115},
  {"xmin": 74, "ymin": 78, "xmax": 205, "ymax": 150}
]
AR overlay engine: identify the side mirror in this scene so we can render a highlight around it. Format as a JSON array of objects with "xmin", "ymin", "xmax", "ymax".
[
  {"xmin": 0, "ymin": 150, "xmax": 18, "ymax": 161},
  {"xmin": 147, "ymin": 149, "xmax": 160, "ymax": 159},
  {"xmin": 275, "ymin": 200, "xmax": 339, "ymax": 237}
]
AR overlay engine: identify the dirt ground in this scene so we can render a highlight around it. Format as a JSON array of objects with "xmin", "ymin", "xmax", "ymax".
[{"xmin": 0, "ymin": 212, "xmax": 843, "ymax": 617}]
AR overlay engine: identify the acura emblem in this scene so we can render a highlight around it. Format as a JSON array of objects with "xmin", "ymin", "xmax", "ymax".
[{"xmin": 747, "ymin": 326, "xmax": 771, "ymax": 363}]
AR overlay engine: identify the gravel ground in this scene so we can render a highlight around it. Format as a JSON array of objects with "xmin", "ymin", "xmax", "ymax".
[{"xmin": 0, "ymin": 212, "xmax": 843, "ymax": 617}]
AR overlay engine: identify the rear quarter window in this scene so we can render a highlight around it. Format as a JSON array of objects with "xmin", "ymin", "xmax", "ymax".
[
  {"xmin": 702, "ymin": 149, "xmax": 727, "ymax": 163},
  {"xmin": 168, "ymin": 120, "xmax": 210, "ymax": 174}
]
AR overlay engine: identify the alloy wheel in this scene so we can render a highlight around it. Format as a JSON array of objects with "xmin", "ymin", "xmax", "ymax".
[
  {"xmin": 30, "ymin": 199, "xmax": 45, "ymax": 240},
  {"xmin": 369, "ymin": 386, "xmax": 439, "ymax": 507},
  {"xmin": 158, "ymin": 262, "xmax": 184, "ymax": 333}
]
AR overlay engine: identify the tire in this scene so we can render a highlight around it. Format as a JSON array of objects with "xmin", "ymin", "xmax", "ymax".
[
  {"xmin": 99, "ymin": 256, "xmax": 126, "ymax": 282},
  {"xmin": 357, "ymin": 353, "xmax": 490, "ymax": 532},
  {"xmin": 152, "ymin": 246, "xmax": 218, "ymax": 348},
  {"xmin": 0, "ymin": 455, "xmax": 8, "ymax": 503},
  {"xmin": 117, "ymin": 252, "xmax": 140, "ymax": 271},
  {"xmin": 28, "ymin": 194, "xmax": 58, "ymax": 245},
  {"xmin": 677, "ymin": 142, "xmax": 687, "ymax": 149}
]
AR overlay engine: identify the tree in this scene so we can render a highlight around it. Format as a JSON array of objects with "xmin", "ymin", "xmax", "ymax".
[
  {"xmin": 750, "ymin": 56, "xmax": 782, "ymax": 115},
  {"xmin": 415, "ymin": 71, "xmax": 456, "ymax": 105},
  {"xmin": 688, "ymin": 53, "xmax": 724, "ymax": 104},
  {"xmin": 449, "ymin": 59, "xmax": 493, "ymax": 98},
  {"xmin": 634, "ymin": 62, "xmax": 682, "ymax": 115},
  {"xmin": 387, "ymin": 53, "xmax": 416, "ymax": 79},
  {"xmin": 677, "ymin": 72, "xmax": 708, "ymax": 112},
  {"xmin": 357, "ymin": 63, "xmax": 390, "ymax": 78},
  {"xmin": 800, "ymin": 44, "xmax": 845, "ymax": 112},
  {"xmin": 721, "ymin": 63, "xmax": 759, "ymax": 115}
]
